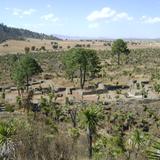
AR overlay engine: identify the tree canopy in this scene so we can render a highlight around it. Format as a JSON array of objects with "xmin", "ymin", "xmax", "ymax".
[
  {"xmin": 11, "ymin": 55, "xmax": 42, "ymax": 92},
  {"xmin": 62, "ymin": 48, "xmax": 101, "ymax": 89},
  {"xmin": 112, "ymin": 39, "xmax": 130, "ymax": 65}
]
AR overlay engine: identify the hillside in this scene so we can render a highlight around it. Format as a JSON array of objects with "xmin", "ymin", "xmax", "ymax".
[{"xmin": 0, "ymin": 23, "xmax": 60, "ymax": 42}]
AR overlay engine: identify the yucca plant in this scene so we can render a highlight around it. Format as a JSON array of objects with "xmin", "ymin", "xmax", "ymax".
[
  {"xmin": 80, "ymin": 105, "xmax": 104, "ymax": 159},
  {"xmin": 147, "ymin": 139, "xmax": 160, "ymax": 160},
  {"xmin": 0, "ymin": 120, "xmax": 16, "ymax": 159},
  {"xmin": 125, "ymin": 129, "xmax": 149, "ymax": 159}
]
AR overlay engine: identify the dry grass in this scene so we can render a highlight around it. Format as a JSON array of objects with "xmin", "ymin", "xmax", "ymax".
[{"xmin": 1, "ymin": 38, "xmax": 160, "ymax": 55}]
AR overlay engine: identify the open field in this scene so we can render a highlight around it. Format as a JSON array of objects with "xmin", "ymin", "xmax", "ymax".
[{"xmin": 1, "ymin": 38, "xmax": 160, "ymax": 55}]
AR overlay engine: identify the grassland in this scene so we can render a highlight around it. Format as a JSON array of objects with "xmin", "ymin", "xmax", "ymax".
[{"xmin": 1, "ymin": 38, "xmax": 160, "ymax": 55}]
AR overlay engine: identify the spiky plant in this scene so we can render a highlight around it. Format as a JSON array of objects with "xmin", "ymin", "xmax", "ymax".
[
  {"xmin": 0, "ymin": 120, "xmax": 16, "ymax": 159},
  {"xmin": 80, "ymin": 105, "xmax": 104, "ymax": 159},
  {"xmin": 147, "ymin": 139, "xmax": 160, "ymax": 160}
]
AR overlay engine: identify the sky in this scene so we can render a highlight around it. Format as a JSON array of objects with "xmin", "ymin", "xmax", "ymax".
[{"xmin": 1, "ymin": 0, "xmax": 160, "ymax": 38}]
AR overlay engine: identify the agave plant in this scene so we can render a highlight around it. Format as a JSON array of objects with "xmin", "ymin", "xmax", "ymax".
[
  {"xmin": 147, "ymin": 139, "xmax": 160, "ymax": 160},
  {"xmin": 125, "ymin": 129, "xmax": 149, "ymax": 159},
  {"xmin": 0, "ymin": 120, "xmax": 16, "ymax": 159}
]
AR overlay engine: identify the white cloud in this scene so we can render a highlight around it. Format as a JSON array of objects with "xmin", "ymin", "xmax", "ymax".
[
  {"xmin": 23, "ymin": 9, "xmax": 36, "ymax": 15},
  {"xmin": 87, "ymin": 7, "xmax": 116, "ymax": 22},
  {"xmin": 41, "ymin": 13, "xmax": 59, "ymax": 22},
  {"xmin": 13, "ymin": 9, "xmax": 22, "ymax": 16},
  {"xmin": 5, "ymin": 7, "xmax": 10, "ymax": 10},
  {"xmin": 113, "ymin": 12, "xmax": 133, "ymax": 21},
  {"xmin": 88, "ymin": 23, "xmax": 99, "ymax": 29},
  {"xmin": 141, "ymin": 16, "xmax": 160, "ymax": 24},
  {"xmin": 9, "ymin": 8, "xmax": 36, "ymax": 18},
  {"xmin": 47, "ymin": 4, "xmax": 52, "ymax": 8},
  {"xmin": 87, "ymin": 7, "xmax": 133, "ymax": 22}
]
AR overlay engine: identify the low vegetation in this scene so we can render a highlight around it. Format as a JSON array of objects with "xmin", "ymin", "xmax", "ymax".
[{"xmin": 0, "ymin": 39, "xmax": 160, "ymax": 160}]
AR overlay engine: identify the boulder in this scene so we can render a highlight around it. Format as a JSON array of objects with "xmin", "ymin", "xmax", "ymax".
[
  {"xmin": 78, "ymin": 90, "xmax": 84, "ymax": 97},
  {"xmin": 98, "ymin": 83, "xmax": 106, "ymax": 90},
  {"xmin": 65, "ymin": 88, "xmax": 72, "ymax": 95}
]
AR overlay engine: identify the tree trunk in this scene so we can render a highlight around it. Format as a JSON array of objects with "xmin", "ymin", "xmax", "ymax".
[
  {"xmin": 18, "ymin": 89, "xmax": 21, "ymax": 97},
  {"xmin": 80, "ymin": 67, "xmax": 83, "ymax": 89},
  {"xmin": 70, "ymin": 109, "xmax": 77, "ymax": 128},
  {"xmin": 82, "ymin": 68, "xmax": 86, "ymax": 89},
  {"xmin": 125, "ymin": 55, "xmax": 129, "ymax": 64},
  {"xmin": 26, "ymin": 75, "xmax": 29, "ymax": 93},
  {"xmin": 87, "ymin": 128, "xmax": 93, "ymax": 159},
  {"xmin": 118, "ymin": 53, "xmax": 120, "ymax": 65},
  {"xmin": 71, "ymin": 74, "xmax": 74, "ymax": 82},
  {"xmin": 80, "ymin": 66, "xmax": 86, "ymax": 89},
  {"xmin": 21, "ymin": 88, "xmax": 24, "ymax": 99}
]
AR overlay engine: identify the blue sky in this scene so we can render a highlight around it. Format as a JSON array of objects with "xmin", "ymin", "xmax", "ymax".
[{"xmin": 1, "ymin": 0, "xmax": 160, "ymax": 38}]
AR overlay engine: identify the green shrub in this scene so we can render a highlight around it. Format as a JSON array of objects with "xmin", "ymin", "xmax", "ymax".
[
  {"xmin": 24, "ymin": 47, "xmax": 30, "ymax": 53},
  {"xmin": 115, "ymin": 95, "xmax": 120, "ymax": 99},
  {"xmin": 154, "ymin": 83, "xmax": 160, "ymax": 93},
  {"xmin": 75, "ymin": 44, "xmax": 82, "ymax": 48},
  {"xmin": 31, "ymin": 46, "xmax": 36, "ymax": 51},
  {"xmin": 87, "ymin": 44, "xmax": 91, "ymax": 48},
  {"xmin": 116, "ymin": 90, "xmax": 121, "ymax": 94},
  {"xmin": 1, "ymin": 91, "xmax": 5, "ymax": 99},
  {"xmin": 136, "ymin": 83, "xmax": 140, "ymax": 90},
  {"xmin": 141, "ymin": 88, "xmax": 148, "ymax": 98},
  {"xmin": 5, "ymin": 104, "xmax": 15, "ymax": 112},
  {"xmin": 53, "ymin": 44, "xmax": 58, "ymax": 49},
  {"xmin": 40, "ymin": 46, "xmax": 46, "ymax": 51}
]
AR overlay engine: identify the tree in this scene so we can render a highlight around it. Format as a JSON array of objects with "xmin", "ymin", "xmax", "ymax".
[
  {"xmin": 11, "ymin": 62, "xmax": 26, "ymax": 96},
  {"xmin": 11, "ymin": 55, "xmax": 42, "ymax": 94},
  {"xmin": 40, "ymin": 97, "xmax": 52, "ymax": 117},
  {"xmin": 125, "ymin": 48, "xmax": 130, "ymax": 64},
  {"xmin": 53, "ymin": 42, "xmax": 58, "ymax": 50},
  {"xmin": 24, "ymin": 47, "xmax": 30, "ymax": 53},
  {"xmin": 62, "ymin": 50, "xmax": 78, "ymax": 82},
  {"xmin": 68, "ymin": 106, "xmax": 78, "ymax": 128},
  {"xmin": 31, "ymin": 46, "xmax": 36, "ymax": 51},
  {"xmin": 112, "ymin": 39, "xmax": 129, "ymax": 65},
  {"xmin": 62, "ymin": 48, "xmax": 101, "ymax": 89},
  {"xmin": 40, "ymin": 46, "xmax": 46, "ymax": 51},
  {"xmin": 80, "ymin": 105, "xmax": 104, "ymax": 159},
  {"xmin": 22, "ymin": 90, "xmax": 34, "ymax": 113}
]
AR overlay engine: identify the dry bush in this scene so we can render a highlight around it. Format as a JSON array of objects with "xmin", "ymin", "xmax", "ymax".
[{"xmin": 13, "ymin": 120, "xmax": 73, "ymax": 160}]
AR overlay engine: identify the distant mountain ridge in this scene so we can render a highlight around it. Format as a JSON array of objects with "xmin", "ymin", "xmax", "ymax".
[
  {"xmin": 54, "ymin": 34, "xmax": 160, "ymax": 41},
  {"xmin": 0, "ymin": 23, "xmax": 60, "ymax": 42}
]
